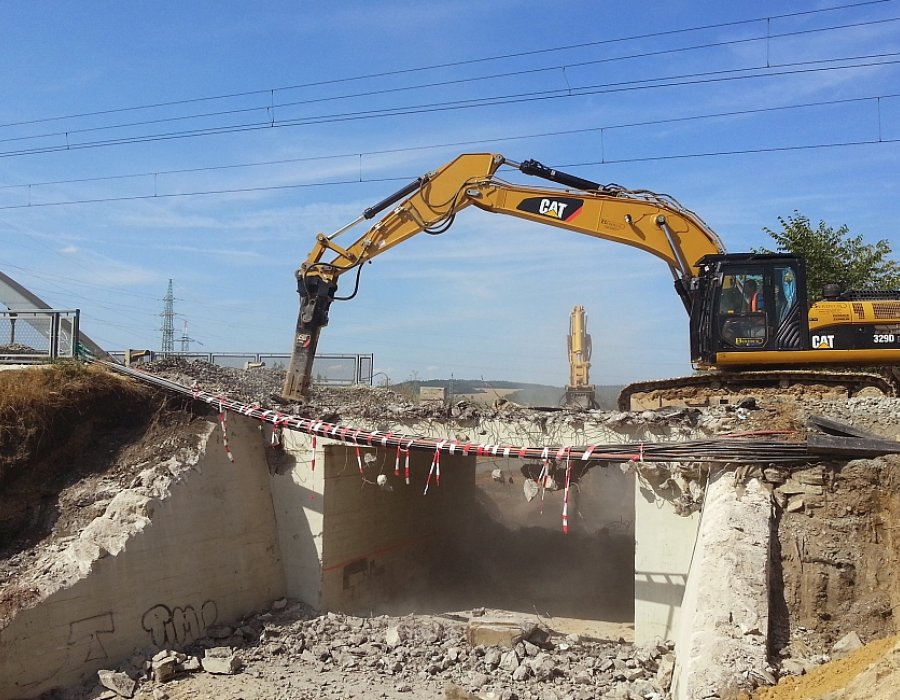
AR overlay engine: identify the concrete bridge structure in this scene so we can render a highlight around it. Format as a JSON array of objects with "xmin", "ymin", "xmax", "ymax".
[{"xmin": 0, "ymin": 395, "xmax": 772, "ymax": 700}]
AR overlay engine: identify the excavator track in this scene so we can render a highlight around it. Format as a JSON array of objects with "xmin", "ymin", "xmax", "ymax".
[{"xmin": 619, "ymin": 370, "xmax": 898, "ymax": 411}]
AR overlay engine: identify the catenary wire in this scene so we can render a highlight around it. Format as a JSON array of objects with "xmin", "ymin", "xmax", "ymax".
[
  {"xmin": 0, "ymin": 0, "xmax": 889, "ymax": 130},
  {"xmin": 3, "ymin": 13, "xmax": 897, "ymax": 148},
  {"xmin": 1, "ymin": 52, "xmax": 898, "ymax": 159},
  {"xmin": 1, "ymin": 91, "xmax": 895, "ymax": 192}
]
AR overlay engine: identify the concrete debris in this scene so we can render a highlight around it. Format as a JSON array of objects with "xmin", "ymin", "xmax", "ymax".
[
  {"xmin": 465, "ymin": 619, "xmax": 552, "ymax": 648},
  {"xmin": 66, "ymin": 603, "xmax": 670, "ymax": 699},
  {"xmin": 151, "ymin": 659, "xmax": 177, "ymax": 683},
  {"xmin": 832, "ymin": 631, "xmax": 865, "ymax": 659},
  {"xmin": 137, "ymin": 356, "xmax": 712, "ymax": 429},
  {"xmin": 96, "ymin": 669, "xmax": 136, "ymax": 698},
  {"xmin": 200, "ymin": 646, "xmax": 242, "ymax": 674}
]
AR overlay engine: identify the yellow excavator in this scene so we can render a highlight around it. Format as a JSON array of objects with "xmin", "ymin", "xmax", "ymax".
[
  {"xmin": 566, "ymin": 305, "xmax": 596, "ymax": 409},
  {"xmin": 282, "ymin": 153, "xmax": 900, "ymax": 408}
]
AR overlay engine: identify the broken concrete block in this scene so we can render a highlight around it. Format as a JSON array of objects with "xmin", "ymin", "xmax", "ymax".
[
  {"xmin": 498, "ymin": 649, "xmax": 520, "ymax": 673},
  {"xmin": 523, "ymin": 622, "xmax": 552, "ymax": 648},
  {"xmin": 482, "ymin": 648, "xmax": 502, "ymax": 669},
  {"xmin": 469, "ymin": 671, "xmax": 489, "ymax": 688},
  {"xmin": 656, "ymin": 654, "xmax": 674, "ymax": 691},
  {"xmin": 201, "ymin": 647, "xmax": 242, "ymax": 674},
  {"xmin": 832, "ymin": 631, "xmax": 864, "ymax": 659},
  {"xmin": 181, "ymin": 655, "xmax": 201, "ymax": 672},
  {"xmin": 151, "ymin": 657, "xmax": 177, "ymax": 683},
  {"xmin": 384, "ymin": 625, "xmax": 404, "ymax": 649},
  {"xmin": 777, "ymin": 479, "xmax": 824, "ymax": 496},
  {"xmin": 780, "ymin": 658, "xmax": 809, "ymax": 676},
  {"xmin": 97, "ymin": 670, "xmax": 137, "ymax": 698},
  {"xmin": 786, "ymin": 495, "xmax": 805, "ymax": 513},
  {"xmin": 573, "ymin": 670, "xmax": 592, "ymax": 684},
  {"xmin": 466, "ymin": 620, "xmax": 524, "ymax": 648},
  {"xmin": 763, "ymin": 467, "xmax": 788, "ymax": 484}
]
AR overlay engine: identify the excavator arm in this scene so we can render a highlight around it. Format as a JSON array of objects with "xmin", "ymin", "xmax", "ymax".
[{"xmin": 282, "ymin": 153, "xmax": 725, "ymax": 400}]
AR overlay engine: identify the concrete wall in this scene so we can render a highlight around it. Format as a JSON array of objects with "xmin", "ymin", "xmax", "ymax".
[
  {"xmin": 268, "ymin": 430, "xmax": 325, "ymax": 608},
  {"xmin": 474, "ymin": 459, "xmax": 635, "ymax": 536},
  {"xmin": 634, "ymin": 479, "xmax": 700, "ymax": 644},
  {"xmin": 1, "ymin": 406, "xmax": 712, "ymax": 697},
  {"xmin": 320, "ymin": 445, "xmax": 475, "ymax": 613},
  {"xmin": 272, "ymin": 414, "xmax": 701, "ymax": 638},
  {"xmin": 0, "ymin": 418, "xmax": 285, "ymax": 699}
]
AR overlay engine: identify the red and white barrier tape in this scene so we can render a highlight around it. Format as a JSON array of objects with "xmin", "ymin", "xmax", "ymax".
[
  {"xmin": 562, "ymin": 449, "xmax": 572, "ymax": 534},
  {"xmin": 218, "ymin": 402, "xmax": 235, "ymax": 463}
]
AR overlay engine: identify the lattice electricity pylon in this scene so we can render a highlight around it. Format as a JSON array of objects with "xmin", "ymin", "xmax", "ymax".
[
  {"xmin": 160, "ymin": 279, "xmax": 175, "ymax": 353},
  {"xmin": 179, "ymin": 319, "xmax": 202, "ymax": 352}
]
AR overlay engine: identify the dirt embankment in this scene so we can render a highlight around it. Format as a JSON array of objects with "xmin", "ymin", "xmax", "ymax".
[
  {"xmin": 0, "ymin": 364, "xmax": 201, "ymax": 625},
  {"xmin": 772, "ymin": 459, "xmax": 900, "ymax": 652}
]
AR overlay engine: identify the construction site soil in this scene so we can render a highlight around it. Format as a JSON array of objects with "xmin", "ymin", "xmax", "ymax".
[{"xmin": 3, "ymin": 360, "xmax": 900, "ymax": 699}]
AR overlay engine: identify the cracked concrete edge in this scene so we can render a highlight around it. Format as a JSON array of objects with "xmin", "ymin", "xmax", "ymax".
[
  {"xmin": 672, "ymin": 471, "xmax": 773, "ymax": 700},
  {"xmin": 13, "ymin": 422, "xmax": 218, "ymax": 615}
]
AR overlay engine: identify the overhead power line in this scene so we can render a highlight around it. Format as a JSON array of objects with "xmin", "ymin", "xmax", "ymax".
[
  {"xmin": 0, "ymin": 0, "xmax": 890, "ymax": 132},
  {"xmin": 3, "ymin": 12, "xmax": 898, "ymax": 151},
  {"xmin": 2, "ymin": 135, "xmax": 896, "ymax": 211},
  {"xmin": 0, "ymin": 53, "xmax": 897, "ymax": 160},
  {"xmin": 2, "ymin": 91, "xmax": 896, "ymax": 194}
]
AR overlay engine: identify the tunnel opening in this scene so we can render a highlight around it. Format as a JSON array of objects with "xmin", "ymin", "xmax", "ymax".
[{"xmin": 318, "ymin": 445, "xmax": 636, "ymax": 634}]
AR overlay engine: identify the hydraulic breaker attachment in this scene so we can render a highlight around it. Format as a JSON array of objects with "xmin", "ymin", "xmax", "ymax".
[{"xmin": 281, "ymin": 273, "xmax": 338, "ymax": 401}]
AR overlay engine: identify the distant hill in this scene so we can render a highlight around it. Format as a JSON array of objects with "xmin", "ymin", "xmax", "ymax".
[{"xmin": 389, "ymin": 378, "xmax": 624, "ymax": 409}]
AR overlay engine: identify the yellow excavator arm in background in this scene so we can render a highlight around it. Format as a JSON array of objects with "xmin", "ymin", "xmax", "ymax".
[
  {"xmin": 565, "ymin": 305, "xmax": 596, "ymax": 409},
  {"xmin": 283, "ymin": 153, "xmax": 726, "ymax": 400},
  {"xmin": 568, "ymin": 305, "xmax": 592, "ymax": 389}
]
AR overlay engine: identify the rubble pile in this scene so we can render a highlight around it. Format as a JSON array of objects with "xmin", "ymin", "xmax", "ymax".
[
  {"xmin": 137, "ymin": 357, "xmax": 716, "ymax": 430},
  {"xmin": 79, "ymin": 601, "xmax": 672, "ymax": 700}
]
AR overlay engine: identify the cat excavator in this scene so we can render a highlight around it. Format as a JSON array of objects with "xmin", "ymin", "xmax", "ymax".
[{"xmin": 281, "ymin": 153, "xmax": 900, "ymax": 409}]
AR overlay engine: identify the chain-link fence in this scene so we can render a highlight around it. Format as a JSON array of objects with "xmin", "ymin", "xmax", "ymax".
[{"xmin": 0, "ymin": 309, "xmax": 81, "ymax": 363}]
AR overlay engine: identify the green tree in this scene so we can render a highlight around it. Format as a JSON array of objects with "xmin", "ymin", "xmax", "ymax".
[{"xmin": 757, "ymin": 211, "xmax": 900, "ymax": 301}]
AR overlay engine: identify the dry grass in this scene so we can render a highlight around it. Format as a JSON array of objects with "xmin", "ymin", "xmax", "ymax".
[
  {"xmin": 0, "ymin": 363, "xmax": 152, "ymax": 484},
  {"xmin": 0, "ymin": 362, "xmax": 144, "ymax": 415}
]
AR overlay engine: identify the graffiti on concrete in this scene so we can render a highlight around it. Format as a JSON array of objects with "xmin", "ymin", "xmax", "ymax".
[
  {"xmin": 68, "ymin": 612, "xmax": 115, "ymax": 662},
  {"xmin": 141, "ymin": 600, "xmax": 217, "ymax": 647}
]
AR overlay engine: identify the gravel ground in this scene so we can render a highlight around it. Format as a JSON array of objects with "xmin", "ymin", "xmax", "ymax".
[{"xmin": 56, "ymin": 602, "xmax": 672, "ymax": 700}]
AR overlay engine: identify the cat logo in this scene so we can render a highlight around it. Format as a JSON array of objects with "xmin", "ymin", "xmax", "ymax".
[
  {"xmin": 516, "ymin": 196, "xmax": 584, "ymax": 222},
  {"xmin": 811, "ymin": 334, "xmax": 835, "ymax": 349}
]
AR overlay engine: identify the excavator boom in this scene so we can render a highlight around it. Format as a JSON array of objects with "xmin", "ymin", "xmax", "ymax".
[{"xmin": 282, "ymin": 153, "xmax": 726, "ymax": 400}]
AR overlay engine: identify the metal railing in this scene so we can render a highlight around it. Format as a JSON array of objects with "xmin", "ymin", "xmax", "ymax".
[
  {"xmin": 108, "ymin": 350, "xmax": 374, "ymax": 386},
  {"xmin": 0, "ymin": 309, "xmax": 81, "ymax": 363}
]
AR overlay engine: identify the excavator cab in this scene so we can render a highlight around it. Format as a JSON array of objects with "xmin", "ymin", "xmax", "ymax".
[{"xmin": 691, "ymin": 253, "xmax": 808, "ymax": 367}]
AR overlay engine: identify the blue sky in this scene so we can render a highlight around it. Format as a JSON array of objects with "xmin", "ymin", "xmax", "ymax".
[{"xmin": 1, "ymin": 1, "xmax": 899, "ymax": 386}]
